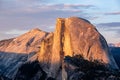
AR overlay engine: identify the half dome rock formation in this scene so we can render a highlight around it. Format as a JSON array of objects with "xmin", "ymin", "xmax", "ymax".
[
  {"xmin": 0, "ymin": 17, "xmax": 119, "ymax": 80},
  {"xmin": 37, "ymin": 17, "xmax": 118, "ymax": 79}
]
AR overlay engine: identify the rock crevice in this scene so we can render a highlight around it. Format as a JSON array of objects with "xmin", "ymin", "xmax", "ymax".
[
  {"xmin": 0, "ymin": 17, "xmax": 119, "ymax": 80},
  {"xmin": 37, "ymin": 17, "xmax": 119, "ymax": 80}
]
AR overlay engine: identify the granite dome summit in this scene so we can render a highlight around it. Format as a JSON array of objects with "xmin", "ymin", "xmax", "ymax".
[
  {"xmin": 0, "ymin": 17, "xmax": 119, "ymax": 80},
  {"xmin": 37, "ymin": 17, "xmax": 119, "ymax": 79}
]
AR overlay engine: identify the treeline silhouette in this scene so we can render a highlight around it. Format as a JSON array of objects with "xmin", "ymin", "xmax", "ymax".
[{"xmin": 14, "ymin": 60, "xmax": 55, "ymax": 80}]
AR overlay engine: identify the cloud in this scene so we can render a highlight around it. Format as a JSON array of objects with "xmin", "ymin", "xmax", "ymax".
[
  {"xmin": 0, "ymin": 29, "xmax": 28, "ymax": 40},
  {"xmin": 0, "ymin": 33, "xmax": 15, "ymax": 40},
  {"xmin": 1, "ymin": 3, "xmax": 95, "ymax": 15},
  {"xmin": 0, "ymin": 3, "xmax": 95, "ymax": 31},
  {"xmin": 16, "ymin": 0, "xmax": 52, "ymax": 3},
  {"xmin": 0, "ymin": 0, "xmax": 97, "ymax": 40},
  {"xmin": 97, "ymin": 22, "xmax": 120, "ymax": 27},
  {"xmin": 96, "ymin": 22, "xmax": 120, "ymax": 38},
  {"xmin": 62, "ymin": 4, "xmax": 95, "ymax": 9},
  {"xmin": 104, "ymin": 11, "xmax": 120, "ymax": 15},
  {"xmin": 4, "ymin": 29, "xmax": 27, "ymax": 35}
]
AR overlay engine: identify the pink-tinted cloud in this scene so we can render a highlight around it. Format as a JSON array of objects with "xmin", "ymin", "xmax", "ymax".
[
  {"xmin": 97, "ymin": 22, "xmax": 120, "ymax": 37},
  {"xmin": 0, "ymin": 3, "xmax": 95, "ymax": 32}
]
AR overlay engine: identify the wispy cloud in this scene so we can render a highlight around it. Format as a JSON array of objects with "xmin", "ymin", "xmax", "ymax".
[
  {"xmin": 62, "ymin": 4, "xmax": 95, "ymax": 9},
  {"xmin": 96, "ymin": 22, "xmax": 120, "ymax": 43},
  {"xmin": 16, "ymin": 0, "xmax": 52, "ymax": 3},
  {"xmin": 0, "ymin": 2, "xmax": 96, "ymax": 33},
  {"xmin": 0, "ymin": 29, "xmax": 28, "ymax": 40},
  {"xmin": 96, "ymin": 22, "xmax": 120, "ymax": 38},
  {"xmin": 1, "ymin": 3, "xmax": 95, "ymax": 14},
  {"xmin": 0, "ymin": 33, "xmax": 15, "ymax": 40},
  {"xmin": 104, "ymin": 11, "xmax": 120, "ymax": 15},
  {"xmin": 1, "ymin": 0, "xmax": 120, "ymax": 43},
  {"xmin": 4, "ymin": 29, "xmax": 27, "ymax": 35},
  {"xmin": 97, "ymin": 22, "xmax": 120, "ymax": 27}
]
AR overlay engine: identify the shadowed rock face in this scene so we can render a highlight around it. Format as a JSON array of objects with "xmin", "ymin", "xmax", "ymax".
[
  {"xmin": 14, "ymin": 61, "xmax": 47, "ymax": 80},
  {"xmin": 37, "ymin": 17, "xmax": 118, "ymax": 80},
  {"xmin": 38, "ymin": 33, "xmax": 54, "ymax": 73},
  {"xmin": 0, "ymin": 28, "xmax": 49, "ymax": 79},
  {"xmin": 0, "ymin": 17, "xmax": 119, "ymax": 80},
  {"xmin": 63, "ymin": 55, "xmax": 120, "ymax": 80}
]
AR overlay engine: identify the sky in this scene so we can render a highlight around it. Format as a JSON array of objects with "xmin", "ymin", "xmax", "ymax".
[{"xmin": 0, "ymin": 0, "xmax": 120, "ymax": 43}]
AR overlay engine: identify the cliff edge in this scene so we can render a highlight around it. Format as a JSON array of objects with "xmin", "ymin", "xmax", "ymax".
[{"xmin": 37, "ymin": 17, "xmax": 118, "ymax": 80}]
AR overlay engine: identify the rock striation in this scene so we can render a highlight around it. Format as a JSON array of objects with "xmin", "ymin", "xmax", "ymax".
[
  {"xmin": 0, "ymin": 28, "xmax": 47, "ymax": 54},
  {"xmin": 0, "ymin": 28, "xmax": 48, "ymax": 79},
  {"xmin": 0, "ymin": 17, "xmax": 119, "ymax": 80},
  {"xmin": 37, "ymin": 17, "xmax": 119, "ymax": 80}
]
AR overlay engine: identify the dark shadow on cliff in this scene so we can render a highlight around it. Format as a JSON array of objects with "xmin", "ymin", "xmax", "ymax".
[
  {"xmin": 64, "ymin": 55, "xmax": 120, "ymax": 80},
  {"xmin": 14, "ymin": 60, "xmax": 57, "ymax": 80},
  {"xmin": 14, "ymin": 60, "xmax": 47, "ymax": 80},
  {"xmin": 0, "ymin": 51, "xmax": 36, "ymax": 79},
  {"xmin": 110, "ymin": 47, "xmax": 120, "ymax": 68},
  {"xmin": 0, "ymin": 51, "xmax": 56, "ymax": 80}
]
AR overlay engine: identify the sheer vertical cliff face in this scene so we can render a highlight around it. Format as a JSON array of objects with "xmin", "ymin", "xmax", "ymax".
[
  {"xmin": 37, "ymin": 17, "xmax": 118, "ymax": 79},
  {"xmin": 63, "ymin": 17, "xmax": 118, "ymax": 69},
  {"xmin": 38, "ymin": 32, "xmax": 53, "ymax": 73},
  {"xmin": 63, "ymin": 17, "xmax": 109, "ymax": 62},
  {"xmin": 0, "ymin": 17, "xmax": 119, "ymax": 80}
]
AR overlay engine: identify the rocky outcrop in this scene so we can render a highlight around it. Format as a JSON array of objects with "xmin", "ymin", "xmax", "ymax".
[
  {"xmin": 14, "ymin": 61, "xmax": 57, "ymax": 80},
  {"xmin": 0, "ymin": 52, "xmax": 28, "ymax": 79},
  {"xmin": 0, "ymin": 28, "xmax": 48, "ymax": 54},
  {"xmin": 63, "ymin": 55, "xmax": 120, "ymax": 80},
  {"xmin": 14, "ymin": 61, "xmax": 47, "ymax": 80},
  {"xmin": 54, "ymin": 17, "xmax": 115, "ymax": 65},
  {"xmin": 110, "ymin": 47, "xmax": 120, "ymax": 68},
  {"xmin": 38, "ymin": 32, "xmax": 54, "ymax": 73},
  {"xmin": 0, "ymin": 38, "xmax": 14, "ymax": 51},
  {"xmin": 0, "ymin": 28, "xmax": 48, "ymax": 79},
  {"xmin": 0, "ymin": 17, "xmax": 119, "ymax": 80},
  {"xmin": 37, "ymin": 17, "xmax": 118, "ymax": 80}
]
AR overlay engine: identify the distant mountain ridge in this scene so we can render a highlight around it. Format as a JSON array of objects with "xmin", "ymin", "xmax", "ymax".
[
  {"xmin": 0, "ymin": 28, "xmax": 49, "ymax": 79},
  {"xmin": 110, "ymin": 47, "xmax": 120, "ymax": 68},
  {"xmin": 0, "ymin": 17, "xmax": 119, "ymax": 80},
  {"xmin": 0, "ymin": 28, "xmax": 47, "ymax": 54},
  {"xmin": 108, "ymin": 43, "xmax": 120, "ymax": 47}
]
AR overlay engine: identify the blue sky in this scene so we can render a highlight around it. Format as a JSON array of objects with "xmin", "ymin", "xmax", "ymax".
[{"xmin": 0, "ymin": 0, "xmax": 120, "ymax": 43}]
